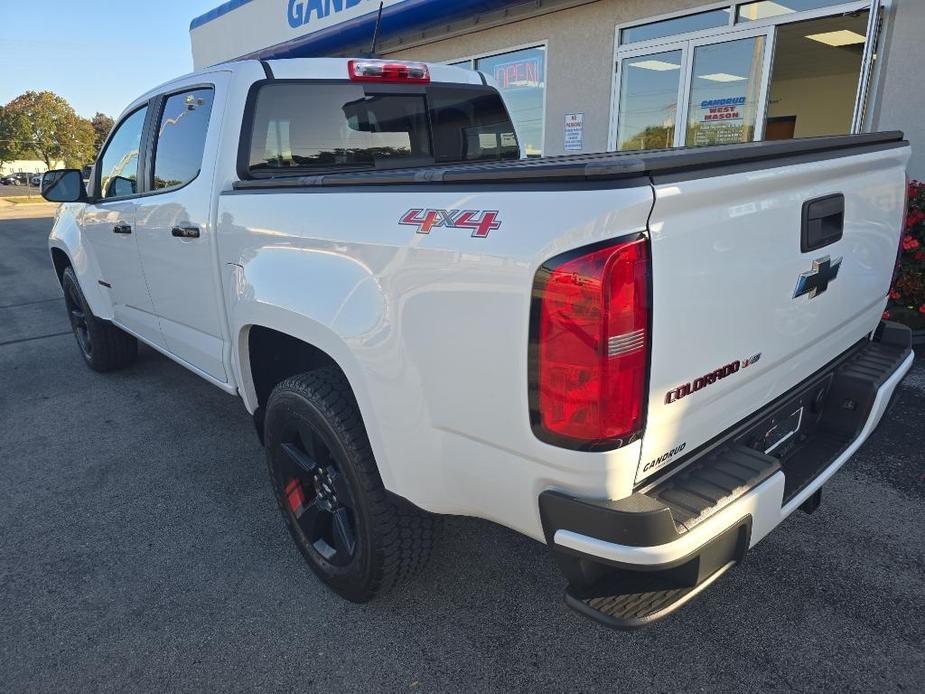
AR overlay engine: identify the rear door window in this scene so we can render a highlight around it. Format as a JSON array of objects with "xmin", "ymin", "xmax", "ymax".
[
  {"xmin": 246, "ymin": 82, "xmax": 519, "ymax": 176},
  {"xmin": 152, "ymin": 88, "xmax": 214, "ymax": 190}
]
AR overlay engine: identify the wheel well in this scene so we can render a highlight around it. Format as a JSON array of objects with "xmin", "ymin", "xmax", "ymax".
[
  {"xmin": 247, "ymin": 326, "xmax": 346, "ymax": 440},
  {"xmin": 50, "ymin": 248, "xmax": 71, "ymax": 284}
]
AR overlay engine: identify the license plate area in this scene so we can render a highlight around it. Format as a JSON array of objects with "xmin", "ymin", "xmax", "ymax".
[
  {"xmin": 735, "ymin": 373, "xmax": 834, "ymax": 460},
  {"xmin": 760, "ymin": 407, "xmax": 803, "ymax": 454}
]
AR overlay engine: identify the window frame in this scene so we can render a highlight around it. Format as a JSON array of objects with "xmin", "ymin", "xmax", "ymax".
[
  {"xmin": 146, "ymin": 85, "xmax": 217, "ymax": 196},
  {"xmin": 445, "ymin": 41, "xmax": 549, "ymax": 158}
]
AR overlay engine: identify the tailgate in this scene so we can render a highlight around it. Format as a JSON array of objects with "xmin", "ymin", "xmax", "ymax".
[{"xmin": 637, "ymin": 137, "xmax": 909, "ymax": 483}]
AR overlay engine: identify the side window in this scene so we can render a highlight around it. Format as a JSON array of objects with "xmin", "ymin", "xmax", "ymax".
[
  {"xmin": 98, "ymin": 107, "xmax": 147, "ymax": 199},
  {"xmin": 152, "ymin": 88, "xmax": 214, "ymax": 190}
]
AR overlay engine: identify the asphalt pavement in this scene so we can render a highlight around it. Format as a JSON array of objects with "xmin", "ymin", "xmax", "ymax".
[{"xmin": 1, "ymin": 213, "xmax": 923, "ymax": 693}]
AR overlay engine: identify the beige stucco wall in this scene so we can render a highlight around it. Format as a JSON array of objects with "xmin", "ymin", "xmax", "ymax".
[
  {"xmin": 385, "ymin": 0, "xmax": 709, "ymax": 156},
  {"xmin": 872, "ymin": 0, "xmax": 925, "ymax": 178}
]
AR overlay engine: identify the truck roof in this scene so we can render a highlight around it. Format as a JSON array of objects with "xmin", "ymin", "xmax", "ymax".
[{"xmin": 118, "ymin": 58, "xmax": 487, "ymax": 122}]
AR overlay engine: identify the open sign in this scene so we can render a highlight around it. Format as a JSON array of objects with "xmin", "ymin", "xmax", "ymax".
[{"xmin": 492, "ymin": 57, "xmax": 543, "ymax": 90}]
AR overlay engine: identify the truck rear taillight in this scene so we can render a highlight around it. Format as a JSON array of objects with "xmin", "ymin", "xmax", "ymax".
[
  {"xmin": 530, "ymin": 236, "xmax": 649, "ymax": 449},
  {"xmin": 348, "ymin": 60, "xmax": 430, "ymax": 83}
]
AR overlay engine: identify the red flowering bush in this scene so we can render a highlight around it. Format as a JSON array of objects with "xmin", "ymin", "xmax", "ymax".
[{"xmin": 886, "ymin": 179, "xmax": 925, "ymax": 330}]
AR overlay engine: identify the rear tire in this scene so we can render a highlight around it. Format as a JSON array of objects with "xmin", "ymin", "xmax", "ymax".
[
  {"xmin": 62, "ymin": 266, "xmax": 137, "ymax": 372},
  {"xmin": 264, "ymin": 367, "xmax": 437, "ymax": 602}
]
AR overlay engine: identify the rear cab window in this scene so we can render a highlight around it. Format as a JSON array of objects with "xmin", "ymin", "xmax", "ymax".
[{"xmin": 243, "ymin": 81, "xmax": 520, "ymax": 177}]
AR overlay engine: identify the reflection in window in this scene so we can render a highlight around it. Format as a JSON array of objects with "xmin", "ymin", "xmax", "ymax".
[
  {"xmin": 737, "ymin": 0, "xmax": 846, "ymax": 22},
  {"xmin": 153, "ymin": 89, "xmax": 214, "ymax": 190},
  {"xmin": 686, "ymin": 36, "xmax": 766, "ymax": 146},
  {"xmin": 616, "ymin": 50, "xmax": 682, "ymax": 151},
  {"xmin": 475, "ymin": 46, "xmax": 545, "ymax": 157},
  {"xmin": 764, "ymin": 12, "xmax": 869, "ymax": 138},
  {"xmin": 98, "ymin": 107, "xmax": 146, "ymax": 199},
  {"xmin": 247, "ymin": 83, "xmax": 518, "ymax": 175},
  {"xmin": 621, "ymin": 9, "xmax": 731, "ymax": 44}
]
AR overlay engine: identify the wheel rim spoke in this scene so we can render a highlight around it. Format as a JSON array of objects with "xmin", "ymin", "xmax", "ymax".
[
  {"xmin": 295, "ymin": 496, "xmax": 322, "ymax": 528},
  {"xmin": 331, "ymin": 507, "xmax": 356, "ymax": 559},
  {"xmin": 280, "ymin": 442, "xmax": 317, "ymax": 476}
]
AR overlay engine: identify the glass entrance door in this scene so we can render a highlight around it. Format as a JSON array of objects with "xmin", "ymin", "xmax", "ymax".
[{"xmin": 681, "ymin": 31, "xmax": 771, "ymax": 146}]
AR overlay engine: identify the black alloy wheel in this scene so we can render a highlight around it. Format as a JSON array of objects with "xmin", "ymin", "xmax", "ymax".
[
  {"xmin": 64, "ymin": 273, "xmax": 92, "ymax": 358},
  {"xmin": 263, "ymin": 369, "xmax": 437, "ymax": 603},
  {"xmin": 273, "ymin": 423, "xmax": 358, "ymax": 567},
  {"xmin": 59, "ymin": 267, "xmax": 137, "ymax": 372}
]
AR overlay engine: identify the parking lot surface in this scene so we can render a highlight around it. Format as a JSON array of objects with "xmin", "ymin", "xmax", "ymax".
[{"xmin": 1, "ymin": 213, "xmax": 923, "ymax": 693}]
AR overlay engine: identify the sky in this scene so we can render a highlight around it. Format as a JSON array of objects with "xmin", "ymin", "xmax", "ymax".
[{"xmin": 0, "ymin": 0, "xmax": 219, "ymax": 119}]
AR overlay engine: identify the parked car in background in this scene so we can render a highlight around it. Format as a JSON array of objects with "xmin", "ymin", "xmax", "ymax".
[
  {"xmin": 30, "ymin": 174, "xmax": 43, "ymax": 187},
  {"xmin": 40, "ymin": 57, "xmax": 914, "ymax": 631},
  {"xmin": 0, "ymin": 175, "xmax": 19, "ymax": 185}
]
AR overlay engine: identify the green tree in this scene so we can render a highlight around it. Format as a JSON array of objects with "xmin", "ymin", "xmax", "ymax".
[
  {"xmin": 0, "ymin": 105, "xmax": 16, "ymax": 169},
  {"xmin": 2, "ymin": 91, "xmax": 97, "ymax": 170},
  {"xmin": 90, "ymin": 112, "xmax": 114, "ymax": 156}
]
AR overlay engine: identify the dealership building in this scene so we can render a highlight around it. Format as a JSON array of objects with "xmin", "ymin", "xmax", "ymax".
[{"xmin": 190, "ymin": 0, "xmax": 924, "ymax": 175}]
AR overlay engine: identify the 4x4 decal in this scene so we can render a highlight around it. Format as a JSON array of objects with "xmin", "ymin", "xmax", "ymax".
[{"xmin": 399, "ymin": 208, "xmax": 501, "ymax": 238}]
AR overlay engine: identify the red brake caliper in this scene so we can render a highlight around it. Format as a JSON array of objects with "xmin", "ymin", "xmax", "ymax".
[{"xmin": 284, "ymin": 479, "xmax": 306, "ymax": 515}]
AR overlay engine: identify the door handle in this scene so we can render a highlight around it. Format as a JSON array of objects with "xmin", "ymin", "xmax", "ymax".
[
  {"xmin": 801, "ymin": 194, "xmax": 844, "ymax": 252},
  {"xmin": 112, "ymin": 224, "xmax": 132, "ymax": 234},
  {"xmin": 171, "ymin": 225, "xmax": 200, "ymax": 239}
]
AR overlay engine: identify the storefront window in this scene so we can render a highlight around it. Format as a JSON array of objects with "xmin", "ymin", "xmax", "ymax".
[
  {"xmin": 737, "ymin": 0, "xmax": 847, "ymax": 22},
  {"xmin": 474, "ymin": 46, "xmax": 546, "ymax": 157},
  {"xmin": 686, "ymin": 36, "xmax": 766, "ymax": 146},
  {"xmin": 764, "ymin": 12, "xmax": 869, "ymax": 138},
  {"xmin": 616, "ymin": 50, "xmax": 682, "ymax": 150},
  {"xmin": 621, "ymin": 9, "xmax": 730, "ymax": 44},
  {"xmin": 614, "ymin": 1, "xmax": 878, "ymax": 151}
]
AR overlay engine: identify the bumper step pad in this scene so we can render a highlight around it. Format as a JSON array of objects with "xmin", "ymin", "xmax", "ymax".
[{"xmin": 645, "ymin": 445, "xmax": 779, "ymax": 534}]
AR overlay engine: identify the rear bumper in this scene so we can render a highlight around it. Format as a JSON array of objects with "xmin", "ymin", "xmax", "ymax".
[{"xmin": 540, "ymin": 322, "xmax": 914, "ymax": 628}]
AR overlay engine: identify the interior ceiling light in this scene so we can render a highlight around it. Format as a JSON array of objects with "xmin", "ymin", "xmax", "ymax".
[
  {"xmin": 629, "ymin": 59, "xmax": 680, "ymax": 71},
  {"xmin": 805, "ymin": 30, "xmax": 867, "ymax": 46},
  {"xmin": 739, "ymin": 2, "xmax": 793, "ymax": 21},
  {"xmin": 699, "ymin": 72, "xmax": 747, "ymax": 82}
]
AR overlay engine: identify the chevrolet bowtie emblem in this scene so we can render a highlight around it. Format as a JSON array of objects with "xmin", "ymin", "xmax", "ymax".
[{"xmin": 793, "ymin": 255, "xmax": 842, "ymax": 300}]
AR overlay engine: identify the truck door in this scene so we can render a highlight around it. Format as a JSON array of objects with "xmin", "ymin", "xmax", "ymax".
[
  {"xmin": 133, "ymin": 80, "xmax": 228, "ymax": 382},
  {"xmin": 80, "ymin": 104, "xmax": 164, "ymax": 348}
]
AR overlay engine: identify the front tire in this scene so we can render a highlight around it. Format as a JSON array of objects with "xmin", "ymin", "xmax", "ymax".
[
  {"xmin": 61, "ymin": 266, "xmax": 137, "ymax": 372},
  {"xmin": 264, "ymin": 368, "xmax": 437, "ymax": 602}
]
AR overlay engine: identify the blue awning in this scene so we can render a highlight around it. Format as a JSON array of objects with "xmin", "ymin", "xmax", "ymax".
[{"xmin": 191, "ymin": 0, "xmax": 529, "ymax": 62}]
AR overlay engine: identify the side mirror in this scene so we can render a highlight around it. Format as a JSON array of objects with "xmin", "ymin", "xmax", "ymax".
[{"xmin": 41, "ymin": 169, "xmax": 88, "ymax": 203}]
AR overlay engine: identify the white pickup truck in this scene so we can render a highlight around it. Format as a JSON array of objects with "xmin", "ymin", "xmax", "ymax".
[{"xmin": 42, "ymin": 57, "xmax": 914, "ymax": 629}]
